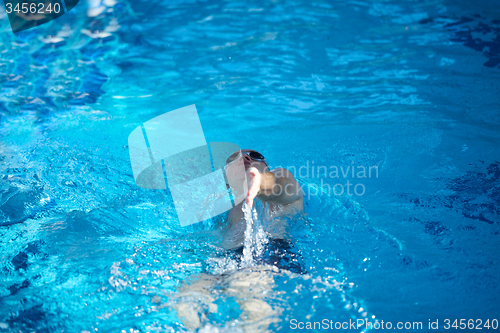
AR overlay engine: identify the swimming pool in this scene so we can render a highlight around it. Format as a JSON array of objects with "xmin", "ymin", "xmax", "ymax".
[{"xmin": 1, "ymin": 0, "xmax": 499, "ymax": 331}]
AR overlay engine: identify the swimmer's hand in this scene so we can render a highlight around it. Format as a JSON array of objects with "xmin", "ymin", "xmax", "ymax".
[
  {"xmin": 246, "ymin": 167, "xmax": 261, "ymax": 208},
  {"xmin": 246, "ymin": 167, "xmax": 302, "ymax": 208}
]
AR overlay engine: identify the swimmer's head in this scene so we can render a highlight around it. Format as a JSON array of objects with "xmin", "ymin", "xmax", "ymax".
[{"xmin": 226, "ymin": 149, "xmax": 269, "ymax": 173}]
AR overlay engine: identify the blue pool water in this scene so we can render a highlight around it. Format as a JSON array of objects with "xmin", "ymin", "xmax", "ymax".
[{"xmin": 1, "ymin": 0, "xmax": 499, "ymax": 331}]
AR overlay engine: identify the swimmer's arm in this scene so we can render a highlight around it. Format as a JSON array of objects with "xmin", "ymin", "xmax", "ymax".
[{"xmin": 257, "ymin": 168, "xmax": 302, "ymax": 205}]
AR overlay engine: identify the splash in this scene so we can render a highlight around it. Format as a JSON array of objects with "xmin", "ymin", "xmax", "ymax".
[
  {"xmin": 241, "ymin": 203, "xmax": 268, "ymax": 267},
  {"xmin": 241, "ymin": 203, "xmax": 255, "ymax": 266}
]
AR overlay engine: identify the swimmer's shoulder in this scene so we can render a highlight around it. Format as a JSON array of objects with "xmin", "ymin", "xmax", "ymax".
[
  {"xmin": 270, "ymin": 167, "xmax": 294, "ymax": 178},
  {"xmin": 270, "ymin": 167, "xmax": 304, "ymax": 211}
]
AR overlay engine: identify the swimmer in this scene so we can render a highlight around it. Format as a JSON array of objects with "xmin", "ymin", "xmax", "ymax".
[
  {"xmin": 221, "ymin": 149, "xmax": 304, "ymax": 253},
  {"xmin": 172, "ymin": 150, "xmax": 306, "ymax": 332}
]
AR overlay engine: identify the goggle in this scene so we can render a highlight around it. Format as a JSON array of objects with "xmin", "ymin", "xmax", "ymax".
[
  {"xmin": 242, "ymin": 151, "xmax": 266, "ymax": 162},
  {"xmin": 226, "ymin": 150, "xmax": 267, "ymax": 165}
]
